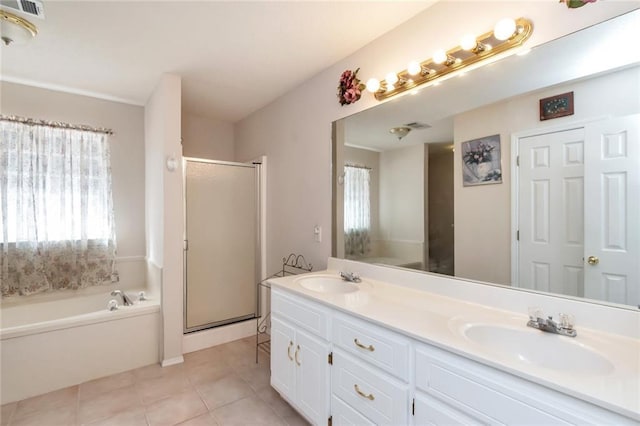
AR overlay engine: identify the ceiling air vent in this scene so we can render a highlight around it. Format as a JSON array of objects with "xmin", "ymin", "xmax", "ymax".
[
  {"xmin": 0, "ymin": 0, "xmax": 44, "ymax": 18},
  {"xmin": 404, "ymin": 122, "xmax": 431, "ymax": 130}
]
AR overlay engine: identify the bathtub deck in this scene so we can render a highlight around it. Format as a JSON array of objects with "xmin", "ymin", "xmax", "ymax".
[{"xmin": 0, "ymin": 337, "xmax": 307, "ymax": 426}]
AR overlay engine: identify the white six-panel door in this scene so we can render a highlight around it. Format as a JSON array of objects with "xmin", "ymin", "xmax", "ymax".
[
  {"xmin": 518, "ymin": 127, "xmax": 586, "ymax": 297},
  {"xmin": 517, "ymin": 114, "xmax": 639, "ymax": 306},
  {"xmin": 583, "ymin": 114, "xmax": 639, "ymax": 305}
]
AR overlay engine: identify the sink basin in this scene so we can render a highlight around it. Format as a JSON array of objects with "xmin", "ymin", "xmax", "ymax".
[
  {"xmin": 295, "ymin": 275, "xmax": 360, "ymax": 294},
  {"xmin": 463, "ymin": 324, "xmax": 614, "ymax": 375}
]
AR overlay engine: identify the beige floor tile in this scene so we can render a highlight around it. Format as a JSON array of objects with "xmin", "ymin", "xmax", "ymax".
[
  {"xmin": 78, "ymin": 384, "xmax": 140, "ymax": 425},
  {"xmin": 185, "ymin": 360, "xmax": 234, "ymax": 387},
  {"xmin": 183, "ymin": 346, "xmax": 228, "ymax": 369},
  {"xmin": 236, "ymin": 364, "xmax": 271, "ymax": 392},
  {"xmin": 136, "ymin": 372, "xmax": 191, "ymax": 405},
  {"xmin": 133, "ymin": 362, "xmax": 186, "ymax": 382},
  {"xmin": 82, "ymin": 406, "xmax": 147, "ymax": 426},
  {"xmin": 10, "ymin": 404, "xmax": 77, "ymax": 426},
  {"xmin": 145, "ymin": 390, "xmax": 207, "ymax": 426},
  {"xmin": 1, "ymin": 402, "xmax": 16, "ymax": 426},
  {"xmin": 281, "ymin": 411, "xmax": 310, "ymax": 426},
  {"xmin": 255, "ymin": 386, "xmax": 296, "ymax": 418},
  {"xmin": 196, "ymin": 374, "xmax": 254, "ymax": 411},
  {"xmin": 79, "ymin": 371, "xmax": 136, "ymax": 401},
  {"xmin": 177, "ymin": 412, "xmax": 218, "ymax": 426},
  {"xmin": 13, "ymin": 386, "xmax": 78, "ymax": 420},
  {"xmin": 211, "ymin": 395, "xmax": 284, "ymax": 426}
]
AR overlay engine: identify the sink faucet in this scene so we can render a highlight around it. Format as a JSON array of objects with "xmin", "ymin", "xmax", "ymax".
[
  {"xmin": 340, "ymin": 271, "xmax": 361, "ymax": 283},
  {"xmin": 111, "ymin": 290, "xmax": 134, "ymax": 306},
  {"xmin": 526, "ymin": 308, "xmax": 576, "ymax": 337}
]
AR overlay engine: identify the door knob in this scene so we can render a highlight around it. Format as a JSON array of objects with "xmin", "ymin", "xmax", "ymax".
[{"xmin": 587, "ymin": 256, "xmax": 599, "ymax": 265}]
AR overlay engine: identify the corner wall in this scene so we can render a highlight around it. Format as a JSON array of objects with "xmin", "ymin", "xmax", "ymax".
[{"xmin": 144, "ymin": 74, "xmax": 184, "ymax": 365}]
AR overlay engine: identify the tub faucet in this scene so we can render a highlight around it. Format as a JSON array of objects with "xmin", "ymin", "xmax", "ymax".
[
  {"xmin": 111, "ymin": 290, "xmax": 134, "ymax": 306},
  {"xmin": 340, "ymin": 271, "xmax": 361, "ymax": 283}
]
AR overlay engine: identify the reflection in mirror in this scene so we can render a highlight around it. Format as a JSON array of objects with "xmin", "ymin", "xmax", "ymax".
[{"xmin": 332, "ymin": 10, "xmax": 640, "ymax": 308}]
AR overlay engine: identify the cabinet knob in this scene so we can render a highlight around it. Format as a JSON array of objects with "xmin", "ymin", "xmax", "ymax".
[
  {"xmin": 354, "ymin": 338, "xmax": 375, "ymax": 352},
  {"xmin": 587, "ymin": 256, "xmax": 599, "ymax": 265},
  {"xmin": 287, "ymin": 341, "xmax": 293, "ymax": 361},
  {"xmin": 354, "ymin": 384, "xmax": 375, "ymax": 401}
]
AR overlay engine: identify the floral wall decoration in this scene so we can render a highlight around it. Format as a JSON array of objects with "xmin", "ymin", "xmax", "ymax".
[
  {"xmin": 461, "ymin": 134, "xmax": 503, "ymax": 186},
  {"xmin": 560, "ymin": 0, "xmax": 596, "ymax": 8},
  {"xmin": 337, "ymin": 68, "xmax": 365, "ymax": 106}
]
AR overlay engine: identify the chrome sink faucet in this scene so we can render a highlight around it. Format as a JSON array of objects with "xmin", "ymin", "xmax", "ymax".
[
  {"xmin": 111, "ymin": 290, "xmax": 134, "ymax": 306},
  {"xmin": 340, "ymin": 271, "xmax": 361, "ymax": 283},
  {"xmin": 527, "ymin": 307, "xmax": 576, "ymax": 337}
]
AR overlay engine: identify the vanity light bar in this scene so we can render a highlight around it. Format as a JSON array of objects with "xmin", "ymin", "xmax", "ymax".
[{"xmin": 369, "ymin": 17, "xmax": 533, "ymax": 101}]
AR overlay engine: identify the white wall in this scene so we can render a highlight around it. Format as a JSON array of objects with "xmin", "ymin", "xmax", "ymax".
[
  {"xmin": 182, "ymin": 112, "xmax": 234, "ymax": 161},
  {"xmin": 379, "ymin": 144, "xmax": 424, "ymax": 243},
  {"xmin": 234, "ymin": 1, "xmax": 637, "ymax": 276},
  {"xmin": 1, "ymin": 81, "xmax": 146, "ymax": 287},
  {"xmin": 144, "ymin": 74, "xmax": 184, "ymax": 365},
  {"xmin": 454, "ymin": 65, "xmax": 640, "ymax": 285}
]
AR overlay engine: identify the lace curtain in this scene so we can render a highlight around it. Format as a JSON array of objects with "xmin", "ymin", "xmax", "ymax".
[
  {"xmin": 0, "ymin": 120, "xmax": 117, "ymax": 297},
  {"xmin": 344, "ymin": 165, "xmax": 371, "ymax": 256}
]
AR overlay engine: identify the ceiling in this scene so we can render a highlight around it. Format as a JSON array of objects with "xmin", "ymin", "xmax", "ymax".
[{"xmin": 0, "ymin": 1, "xmax": 434, "ymax": 123}]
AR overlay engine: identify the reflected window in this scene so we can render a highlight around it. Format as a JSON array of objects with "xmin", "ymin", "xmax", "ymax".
[{"xmin": 344, "ymin": 165, "xmax": 370, "ymax": 256}]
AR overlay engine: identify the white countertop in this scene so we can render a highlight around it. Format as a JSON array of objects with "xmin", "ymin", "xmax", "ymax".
[{"xmin": 268, "ymin": 270, "xmax": 640, "ymax": 421}]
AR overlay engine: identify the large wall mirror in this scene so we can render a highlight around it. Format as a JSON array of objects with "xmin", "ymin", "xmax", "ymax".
[{"xmin": 332, "ymin": 10, "xmax": 640, "ymax": 309}]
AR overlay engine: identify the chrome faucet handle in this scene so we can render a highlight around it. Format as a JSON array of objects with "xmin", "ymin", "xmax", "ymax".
[
  {"xmin": 558, "ymin": 313, "xmax": 575, "ymax": 330},
  {"xmin": 527, "ymin": 306, "xmax": 543, "ymax": 321}
]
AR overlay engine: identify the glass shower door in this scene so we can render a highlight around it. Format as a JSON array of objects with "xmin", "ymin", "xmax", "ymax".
[{"xmin": 184, "ymin": 159, "xmax": 258, "ymax": 332}]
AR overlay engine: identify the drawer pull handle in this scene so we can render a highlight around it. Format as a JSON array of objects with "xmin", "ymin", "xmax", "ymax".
[
  {"xmin": 354, "ymin": 384, "xmax": 375, "ymax": 401},
  {"xmin": 287, "ymin": 341, "xmax": 294, "ymax": 361},
  {"xmin": 295, "ymin": 345, "xmax": 301, "ymax": 366},
  {"xmin": 354, "ymin": 338, "xmax": 375, "ymax": 352}
]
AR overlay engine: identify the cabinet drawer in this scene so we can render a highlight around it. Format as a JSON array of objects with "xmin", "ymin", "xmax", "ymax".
[
  {"xmin": 272, "ymin": 288, "xmax": 330, "ymax": 339},
  {"xmin": 413, "ymin": 392, "xmax": 479, "ymax": 426},
  {"xmin": 332, "ymin": 312, "xmax": 410, "ymax": 381},
  {"xmin": 332, "ymin": 349, "xmax": 409, "ymax": 425},
  {"xmin": 331, "ymin": 395, "xmax": 375, "ymax": 426}
]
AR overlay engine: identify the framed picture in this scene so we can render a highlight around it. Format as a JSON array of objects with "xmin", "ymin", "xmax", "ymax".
[
  {"xmin": 461, "ymin": 134, "xmax": 502, "ymax": 187},
  {"xmin": 539, "ymin": 91, "xmax": 574, "ymax": 121}
]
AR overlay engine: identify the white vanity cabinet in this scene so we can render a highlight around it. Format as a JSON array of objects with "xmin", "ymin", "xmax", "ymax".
[
  {"xmin": 413, "ymin": 343, "xmax": 636, "ymax": 425},
  {"xmin": 330, "ymin": 312, "xmax": 411, "ymax": 425},
  {"xmin": 270, "ymin": 288, "xmax": 331, "ymax": 425}
]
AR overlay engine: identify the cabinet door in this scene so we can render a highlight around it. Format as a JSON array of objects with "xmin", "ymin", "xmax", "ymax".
[
  {"xmin": 295, "ymin": 327, "xmax": 331, "ymax": 426},
  {"xmin": 271, "ymin": 316, "xmax": 296, "ymax": 401}
]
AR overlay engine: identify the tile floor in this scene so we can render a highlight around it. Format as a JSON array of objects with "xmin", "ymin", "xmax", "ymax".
[{"xmin": 1, "ymin": 337, "xmax": 309, "ymax": 426}]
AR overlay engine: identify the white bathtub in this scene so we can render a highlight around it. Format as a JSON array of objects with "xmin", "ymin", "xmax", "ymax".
[{"xmin": 0, "ymin": 290, "xmax": 161, "ymax": 404}]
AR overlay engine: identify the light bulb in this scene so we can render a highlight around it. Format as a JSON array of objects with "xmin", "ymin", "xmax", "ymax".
[
  {"xmin": 385, "ymin": 72, "xmax": 399, "ymax": 85},
  {"xmin": 433, "ymin": 49, "xmax": 447, "ymax": 65},
  {"xmin": 494, "ymin": 18, "xmax": 516, "ymax": 41},
  {"xmin": 460, "ymin": 34, "xmax": 477, "ymax": 51},
  {"xmin": 407, "ymin": 61, "xmax": 421, "ymax": 76},
  {"xmin": 366, "ymin": 78, "xmax": 380, "ymax": 92}
]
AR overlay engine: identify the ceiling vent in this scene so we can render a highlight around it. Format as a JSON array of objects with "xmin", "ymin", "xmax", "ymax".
[
  {"xmin": 0, "ymin": 0, "xmax": 44, "ymax": 19},
  {"xmin": 404, "ymin": 122, "xmax": 431, "ymax": 130}
]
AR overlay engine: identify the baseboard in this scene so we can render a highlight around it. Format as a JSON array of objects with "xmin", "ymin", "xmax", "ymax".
[
  {"xmin": 161, "ymin": 355, "xmax": 184, "ymax": 367},
  {"xmin": 182, "ymin": 319, "xmax": 256, "ymax": 354}
]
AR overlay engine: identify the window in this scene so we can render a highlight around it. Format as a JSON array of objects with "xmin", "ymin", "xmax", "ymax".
[
  {"xmin": 343, "ymin": 165, "xmax": 370, "ymax": 256},
  {"xmin": 0, "ymin": 118, "xmax": 116, "ymax": 297}
]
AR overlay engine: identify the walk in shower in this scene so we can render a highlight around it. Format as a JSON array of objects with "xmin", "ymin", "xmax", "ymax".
[{"xmin": 183, "ymin": 158, "xmax": 260, "ymax": 333}]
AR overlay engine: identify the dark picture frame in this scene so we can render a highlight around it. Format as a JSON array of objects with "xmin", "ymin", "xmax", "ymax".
[{"xmin": 539, "ymin": 91, "xmax": 574, "ymax": 121}]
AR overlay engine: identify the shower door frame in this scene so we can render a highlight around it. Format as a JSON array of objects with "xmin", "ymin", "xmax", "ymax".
[{"xmin": 182, "ymin": 157, "xmax": 263, "ymax": 334}]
